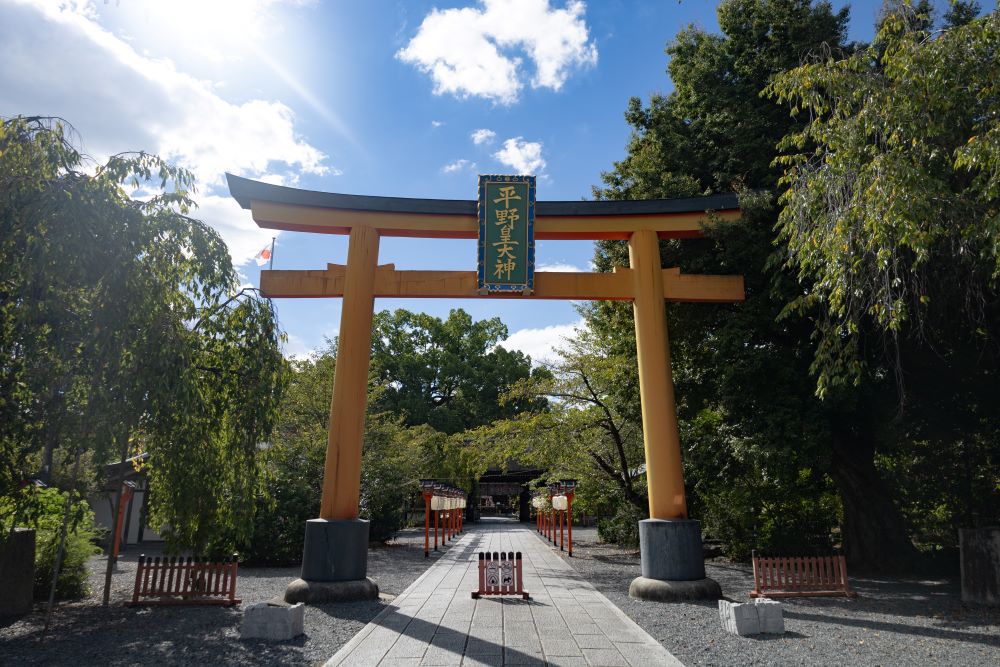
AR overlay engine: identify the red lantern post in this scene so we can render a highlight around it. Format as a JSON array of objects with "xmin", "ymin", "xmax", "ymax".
[{"xmin": 421, "ymin": 481, "xmax": 434, "ymax": 557}]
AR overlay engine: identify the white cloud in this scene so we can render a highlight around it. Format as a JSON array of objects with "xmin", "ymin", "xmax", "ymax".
[
  {"xmin": 397, "ymin": 0, "xmax": 598, "ymax": 105},
  {"xmin": 193, "ymin": 194, "xmax": 280, "ymax": 266},
  {"xmin": 431, "ymin": 120, "xmax": 445, "ymax": 128},
  {"xmin": 442, "ymin": 158, "xmax": 477, "ymax": 174},
  {"xmin": 536, "ymin": 262, "xmax": 585, "ymax": 272},
  {"xmin": 282, "ymin": 333, "xmax": 317, "ymax": 361},
  {"xmin": 0, "ymin": 0, "xmax": 331, "ymax": 267},
  {"xmin": 494, "ymin": 137, "xmax": 546, "ymax": 174},
  {"xmin": 471, "ymin": 128, "xmax": 497, "ymax": 145},
  {"xmin": 497, "ymin": 319, "xmax": 584, "ymax": 366}
]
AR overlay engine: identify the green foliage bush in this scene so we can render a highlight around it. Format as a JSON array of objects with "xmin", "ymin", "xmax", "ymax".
[
  {"xmin": 246, "ymin": 351, "xmax": 451, "ymax": 563},
  {"xmin": 245, "ymin": 452, "xmax": 318, "ymax": 565},
  {"xmin": 0, "ymin": 487, "xmax": 101, "ymax": 600},
  {"xmin": 597, "ymin": 503, "xmax": 643, "ymax": 549}
]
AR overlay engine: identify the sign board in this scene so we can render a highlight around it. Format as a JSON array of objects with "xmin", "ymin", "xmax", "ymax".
[{"xmin": 477, "ymin": 175, "xmax": 535, "ymax": 293}]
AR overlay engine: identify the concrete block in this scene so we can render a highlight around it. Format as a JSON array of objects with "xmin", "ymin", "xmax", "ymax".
[
  {"xmin": 960, "ymin": 527, "xmax": 1000, "ymax": 605},
  {"xmin": 753, "ymin": 597, "xmax": 785, "ymax": 634},
  {"xmin": 241, "ymin": 601, "xmax": 305, "ymax": 641},
  {"xmin": 718, "ymin": 599, "xmax": 784, "ymax": 636},
  {"xmin": 0, "ymin": 528, "xmax": 35, "ymax": 617}
]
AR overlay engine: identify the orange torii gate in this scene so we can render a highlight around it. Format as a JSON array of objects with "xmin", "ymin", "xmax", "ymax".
[{"xmin": 226, "ymin": 174, "xmax": 742, "ymax": 603}]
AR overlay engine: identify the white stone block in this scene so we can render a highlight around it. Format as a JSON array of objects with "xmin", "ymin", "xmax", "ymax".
[
  {"xmin": 718, "ymin": 600, "xmax": 759, "ymax": 636},
  {"xmin": 753, "ymin": 597, "xmax": 785, "ymax": 634},
  {"xmin": 241, "ymin": 601, "xmax": 305, "ymax": 641},
  {"xmin": 719, "ymin": 599, "xmax": 784, "ymax": 636}
]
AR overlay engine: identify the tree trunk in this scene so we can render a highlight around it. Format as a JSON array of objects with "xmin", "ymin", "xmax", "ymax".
[
  {"xmin": 829, "ymin": 429, "xmax": 919, "ymax": 571},
  {"xmin": 102, "ymin": 426, "xmax": 132, "ymax": 606},
  {"xmin": 43, "ymin": 447, "xmax": 82, "ymax": 632}
]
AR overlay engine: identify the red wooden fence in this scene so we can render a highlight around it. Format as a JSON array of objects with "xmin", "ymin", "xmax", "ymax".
[
  {"xmin": 128, "ymin": 554, "xmax": 241, "ymax": 606},
  {"xmin": 750, "ymin": 551, "xmax": 856, "ymax": 599},
  {"xmin": 472, "ymin": 551, "xmax": 529, "ymax": 600}
]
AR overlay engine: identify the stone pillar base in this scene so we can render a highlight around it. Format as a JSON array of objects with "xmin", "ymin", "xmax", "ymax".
[
  {"xmin": 284, "ymin": 577, "xmax": 379, "ymax": 604},
  {"xmin": 632, "ymin": 518, "xmax": 720, "ymax": 601},
  {"xmin": 300, "ymin": 518, "xmax": 369, "ymax": 581},
  {"xmin": 639, "ymin": 518, "xmax": 705, "ymax": 580},
  {"xmin": 285, "ymin": 518, "xmax": 377, "ymax": 604},
  {"xmin": 629, "ymin": 576, "xmax": 722, "ymax": 601}
]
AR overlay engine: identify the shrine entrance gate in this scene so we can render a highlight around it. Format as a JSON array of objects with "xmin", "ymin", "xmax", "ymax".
[{"xmin": 226, "ymin": 173, "xmax": 743, "ymax": 602}]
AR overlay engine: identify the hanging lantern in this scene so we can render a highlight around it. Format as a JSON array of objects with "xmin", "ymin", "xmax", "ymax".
[{"xmin": 552, "ymin": 495, "xmax": 569, "ymax": 511}]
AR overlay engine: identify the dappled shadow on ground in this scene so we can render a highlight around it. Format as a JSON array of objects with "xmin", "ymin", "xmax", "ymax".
[
  {"xmin": 1, "ymin": 604, "xmax": 309, "ymax": 667},
  {"xmin": 554, "ymin": 534, "xmax": 1000, "ymax": 666},
  {"xmin": 783, "ymin": 609, "xmax": 998, "ymax": 646},
  {"xmin": 0, "ymin": 533, "xmax": 442, "ymax": 667}
]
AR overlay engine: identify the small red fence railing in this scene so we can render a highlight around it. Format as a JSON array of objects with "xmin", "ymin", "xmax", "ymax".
[
  {"xmin": 128, "ymin": 554, "xmax": 241, "ymax": 606},
  {"xmin": 472, "ymin": 551, "xmax": 529, "ymax": 600},
  {"xmin": 750, "ymin": 551, "xmax": 856, "ymax": 599}
]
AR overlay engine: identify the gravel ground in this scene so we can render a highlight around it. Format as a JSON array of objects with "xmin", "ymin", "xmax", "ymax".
[
  {"xmin": 0, "ymin": 528, "xmax": 434, "ymax": 666},
  {"xmin": 557, "ymin": 527, "xmax": 1000, "ymax": 666},
  {"xmin": 4, "ymin": 525, "xmax": 999, "ymax": 666}
]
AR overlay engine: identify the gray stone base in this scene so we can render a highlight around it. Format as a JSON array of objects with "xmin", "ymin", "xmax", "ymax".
[
  {"xmin": 284, "ymin": 577, "xmax": 379, "ymax": 604},
  {"xmin": 960, "ymin": 527, "xmax": 1000, "ymax": 605},
  {"xmin": 639, "ymin": 518, "xmax": 706, "ymax": 581},
  {"xmin": 301, "ymin": 518, "xmax": 369, "ymax": 582},
  {"xmin": 629, "ymin": 576, "xmax": 722, "ymax": 602},
  {"xmin": 0, "ymin": 528, "xmax": 35, "ymax": 617}
]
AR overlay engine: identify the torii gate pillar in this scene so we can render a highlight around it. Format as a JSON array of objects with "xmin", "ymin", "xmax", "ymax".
[{"xmin": 629, "ymin": 229, "xmax": 720, "ymax": 600}]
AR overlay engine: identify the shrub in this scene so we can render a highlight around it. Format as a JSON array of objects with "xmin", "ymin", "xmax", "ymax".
[
  {"xmin": 0, "ymin": 487, "xmax": 101, "ymax": 600},
  {"xmin": 597, "ymin": 502, "xmax": 644, "ymax": 549}
]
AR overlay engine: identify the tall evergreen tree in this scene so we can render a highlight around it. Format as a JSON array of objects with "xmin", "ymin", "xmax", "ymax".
[{"xmin": 592, "ymin": 1, "xmax": 933, "ymax": 567}]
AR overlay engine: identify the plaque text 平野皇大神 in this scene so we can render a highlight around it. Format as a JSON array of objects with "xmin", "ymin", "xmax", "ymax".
[{"xmin": 478, "ymin": 174, "xmax": 535, "ymax": 293}]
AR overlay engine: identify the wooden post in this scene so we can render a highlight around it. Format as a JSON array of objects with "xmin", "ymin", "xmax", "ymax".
[
  {"xmin": 629, "ymin": 229, "xmax": 688, "ymax": 519},
  {"xmin": 423, "ymin": 492, "xmax": 432, "ymax": 558},
  {"xmin": 559, "ymin": 507, "xmax": 565, "ymax": 551},
  {"xmin": 320, "ymin": 225, "xmax": 380, "ymax": 520},
  {"xmin": 567, "ymin": 493, "xmax": 574, "ymax": 557},
  {"xmin": 434, "ymin": 506, "xmax": 439, "ymax": 551},
  {"xmin": 112, "ymin": 483, "xmax": 134, "ymax": 559}
]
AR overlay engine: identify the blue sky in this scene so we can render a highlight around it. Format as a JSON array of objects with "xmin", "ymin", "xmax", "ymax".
[{"xmin": 1, "ymin": 0, "xmax": 990, "ymax": 361}]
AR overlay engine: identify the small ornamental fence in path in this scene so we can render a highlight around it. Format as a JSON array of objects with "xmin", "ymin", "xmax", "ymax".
[
  {"xmin": 472, "ymin": 552, "xmax": 529, "ymax": 600},
  {"xmin": 750, "ymin": 551, "xmax": 856, "ymax": 599},
  {"xmin": 128, "ymin": 554, "xmax": 241, "ymax": 606}
]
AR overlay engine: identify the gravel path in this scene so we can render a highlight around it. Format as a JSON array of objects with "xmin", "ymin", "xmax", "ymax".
[
  {"xmin": 0, "ymin": 528, "xmax": 434, "ymax": 666},
  {"xmin": 556, "ymin": 527, "xmax": 1000, "ymax": 666},
  {"xmin": 4, "ymin": 525, "xmax": 999, "ymax": 666}
]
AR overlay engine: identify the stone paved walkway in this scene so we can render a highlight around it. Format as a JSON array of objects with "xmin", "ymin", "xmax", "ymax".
[{"xmin": 326, "ymin": 521, "xmax": 683, "ymax": 666}]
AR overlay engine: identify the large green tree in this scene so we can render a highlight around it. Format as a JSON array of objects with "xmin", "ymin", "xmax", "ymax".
[
  {"xmin": 593, "ymin": 0, "xmax": 996, "ymax": 568},
  {"xmin": 0, "ymin": 117, "xmax": 287, "ymax": 564},
  {"xmin": 370, "ymin": 308, "xmax": 547, "ymax": 434},
  {"xmin": 591, "ymin": 0, "xmax": 919, "ymax": 566},
  {"xmin": 768, "ymin": 3, "xmax": 999, "ymax": 535}
]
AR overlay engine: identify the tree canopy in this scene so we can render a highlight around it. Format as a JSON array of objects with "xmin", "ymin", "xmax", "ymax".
[
  {"xmin": 0, "ymin": 117, "xmax": 287, "ymax": 555},
  {"xmin": 768, "ymin": 6, "xmax": 1000, "ymax": 395},
  {"xmin": 370, "ymin": 308, "xmax": 548, "ymax": 434},
  {"xmin": 586, "ymin": 0, "xmax": 999, "ymax": 567}
]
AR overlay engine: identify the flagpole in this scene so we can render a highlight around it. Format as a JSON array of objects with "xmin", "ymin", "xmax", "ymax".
[{"xmin": 268, "ymin": 237, "xmax": 275, "ymax": 270}]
